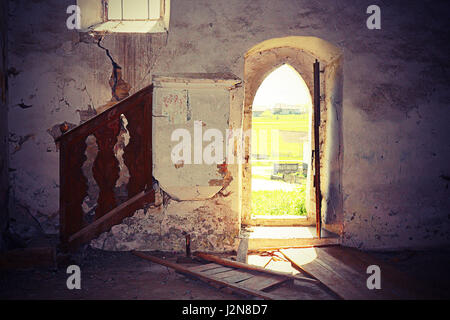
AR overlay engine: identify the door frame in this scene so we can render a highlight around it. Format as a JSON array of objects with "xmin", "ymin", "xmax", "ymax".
[{"xmin": 241, "ymin": 37, "xmax": 344, "ymax": 237}]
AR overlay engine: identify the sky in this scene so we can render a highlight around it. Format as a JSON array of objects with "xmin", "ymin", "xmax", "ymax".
[{"xmin": 252, "ymin": 64, "xmax": 312, "ymax": 109}]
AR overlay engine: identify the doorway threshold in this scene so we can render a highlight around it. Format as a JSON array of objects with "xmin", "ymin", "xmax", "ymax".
[
  {"xmin": 250, "ymin": 215, "xmax": 313, "ymax": 226},
  {"xmin": 240, "ymin": 226, "xmax": 341, "ymax": 251}
]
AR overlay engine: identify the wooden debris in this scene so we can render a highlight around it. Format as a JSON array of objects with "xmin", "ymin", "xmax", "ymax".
[
  {"xmin": 195, "ymin": 252, "xmax": 318, "ymax": 284},
  {"xmin": 279, "ymin": 246, "xmax": 434, "ymax": 300},
  {"xmin": 247, "ymin": 243, "xmax": 339, "ymax": 255},
  {"xmin": 133, "ymin": 251, "xmax": 283, "ymax": 300},
  {"xmin": 238, "ymin": 274, "xmax": 287, "ymax": 291}
]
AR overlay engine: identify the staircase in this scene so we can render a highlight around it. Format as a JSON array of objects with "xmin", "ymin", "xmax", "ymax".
[{"xmin": 56, "ymin": 85, "xmax": 155, "ymax": 251}]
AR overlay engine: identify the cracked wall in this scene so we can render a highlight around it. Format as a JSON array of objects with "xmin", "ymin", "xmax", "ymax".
[
  {"xmin": 91, "ymin": 179, "xmax": 240, "ymax": 252},
  {"xmin": 91, "ymin": 75, "xmax": 244, "ymax": 253},
  {"xmin": 6, "ymin": 0, "xmax": 450, "ymax": 251}
]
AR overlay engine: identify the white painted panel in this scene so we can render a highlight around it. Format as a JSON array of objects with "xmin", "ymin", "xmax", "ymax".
[
  {"xmin": 123, "ymin": 0, "xmax": 148, "ymax": 20},
  {"xmin": 153, "ymin": 85, "xmax": 231, "ymax": 201},
  {"xmin": 107, "ymin": 0, "xmax": 122, "ymax": 20},
  {"xmin": 160, "ymin": 90, "xmax": 189, "ymax": 124},
  {"xmin": 149, "ymin": 0, "xmax": 161, "ymax": 19}
]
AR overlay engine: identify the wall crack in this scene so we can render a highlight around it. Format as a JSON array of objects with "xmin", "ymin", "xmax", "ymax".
[{"xmin": 96, "ymin": 36, "xmax": 122, "ymax": 102}]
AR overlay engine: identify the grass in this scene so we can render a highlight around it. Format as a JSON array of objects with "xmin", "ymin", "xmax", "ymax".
[
  {"xmin": 251, "ymin": 112, "xmax": 310, "ymax": 216},
  {"xmin": 251, "ymin": 185, "xmax": 307, "ymax": 216}
]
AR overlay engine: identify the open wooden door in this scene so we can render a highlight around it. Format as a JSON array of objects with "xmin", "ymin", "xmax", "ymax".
[{"xmin": 313, "ymin": 60, "xmax": 322, "ymax": 238}]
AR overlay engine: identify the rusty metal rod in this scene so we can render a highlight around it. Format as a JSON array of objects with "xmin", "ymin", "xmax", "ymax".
[{"xmin": 313, "ymin": 59, "xmax": 322, "ymax": 239}]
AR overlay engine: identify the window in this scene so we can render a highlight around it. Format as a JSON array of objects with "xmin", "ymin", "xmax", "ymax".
[
  {"xmin": 77, "ymin": 0, "xmax": 170, "ymax": 33},
  {"xmin": 106, "ymin": 0, "xmax": 163, "ymax": 21}
]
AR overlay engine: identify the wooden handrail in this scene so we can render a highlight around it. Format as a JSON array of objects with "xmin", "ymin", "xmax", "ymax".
[
  {"xmin": 59, "ymin": 84, "xmax": 154, "ymax": 250},
  {"xmin": 56, "ymin": 85, "xmax": 153, "ymax": 144}
]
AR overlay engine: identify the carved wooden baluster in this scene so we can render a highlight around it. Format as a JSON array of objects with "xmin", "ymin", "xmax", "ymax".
[
  {"xmin": 60, "ymin": 137, "xmax": 88, "ymax": 242},
  {"xmin": 123, "ymin": 100, "xmax": 147, "ymax": 198},
  {"xmin": 93, "ymin": 119, "xmax": 121, "ymax": 219}
]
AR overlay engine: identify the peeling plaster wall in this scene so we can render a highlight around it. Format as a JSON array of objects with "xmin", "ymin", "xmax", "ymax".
[
  {"xmin": 0, "ymin": 0, "xmax": 8, "ymax": 250},
  {"xmin": 91, "ymin": 186, "xmax": 241, "ymax": 252},
  {"xmin": 7, "ymin": 0, "xmax": 450, "ymax": 251}
]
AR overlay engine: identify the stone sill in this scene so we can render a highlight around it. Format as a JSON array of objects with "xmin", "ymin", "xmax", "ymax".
[
  {"xmin": 252, "ymin": 215, "xmax": 309, "ymax": 220},
  {"xmin": 87, "ymin": 20, "xmax": 167, "ymax": 34},
  {"xmin": 249, "ymin": 215, "xmax": 314, "ymax": 227}
]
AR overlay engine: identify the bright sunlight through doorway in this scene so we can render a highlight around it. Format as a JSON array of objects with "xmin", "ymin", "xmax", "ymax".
[{"xmin": 251, "ymin": 64, "xmax": 312, "ymax": 218}]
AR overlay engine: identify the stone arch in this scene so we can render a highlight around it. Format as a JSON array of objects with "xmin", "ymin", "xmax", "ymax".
[{"xmin": 242, "ymin": 36, "xmax": 344, "ymax": 235}]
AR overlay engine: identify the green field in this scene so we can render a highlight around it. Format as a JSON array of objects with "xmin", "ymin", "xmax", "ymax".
[
  {"xmin": 251, "ymin": 112, "xmax": 310, "ymax": 216},
  {"xmin": 252, "ymin": 112, "xmax": 310, "ymax": 162},
  {"xmin": 253, "ymin": 112, "xmax": 310, "ymax": 131},
  {"xmin": 252, "ymin": 186, "xmax": 307, "ymax": 216}
]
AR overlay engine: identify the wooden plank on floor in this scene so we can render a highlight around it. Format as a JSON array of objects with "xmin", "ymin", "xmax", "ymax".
[
  {"xmin": 217, "ymin": 271, "xmax": 254, "ymax": 283},
  {"xmin": 313, "ymin": 249, "xmax": 393, "ymax": 300},
  {"xmin": 320, "ymin": 246, "xmax": 432, "ymax": 299},
  {"xmin": 317, "ymin": 247, "xmax": 398, "ymax": 299},
  {"xmin": 239, "ymin": 274, "xmax": 290, "ymax": 291},
  {"xmin": 201, "ymin": 266, "xmax": 234, "ymax": 276},
  {"xmin": 133, "ymin": 251, "xmax": 281, "ymax": 300},
  {"xmin": 195, "ymin": 252, "xmax": 318, "ymax": 284},
  {"xmin": 188, "ymin": 263, "xmax": 223, "ymax": 273},
  {"xmin": 280, "ymin": 246, "xmax": 435, "ymax": 300},
  {"xmin": 212, "ymin": 269, "xmax": 249, "ymax": 280},
  {"xmin": 280, "ymin": 248, "xmax": 368, "ymax": 300}
]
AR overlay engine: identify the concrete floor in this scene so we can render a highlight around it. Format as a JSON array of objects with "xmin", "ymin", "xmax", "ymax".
[
  {"xmin": 0, "ymin": 248, "xmax": 237, "ymax": 300},
  {"xmin": 371, "ymin": 247, "xmax": 450, "ymax": 299},
  {"xmin": 1, "ymin": 246, "xmax": 449, "ymax": 300},
  {"xmin": 0, "ymin": 247, "xmax": 333, "ymax": 300}
]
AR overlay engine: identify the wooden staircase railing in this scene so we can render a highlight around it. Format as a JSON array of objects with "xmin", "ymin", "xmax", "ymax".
[{"xmin": 56, "ymin": 85, "xmax": 155, "ymax": 251}]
